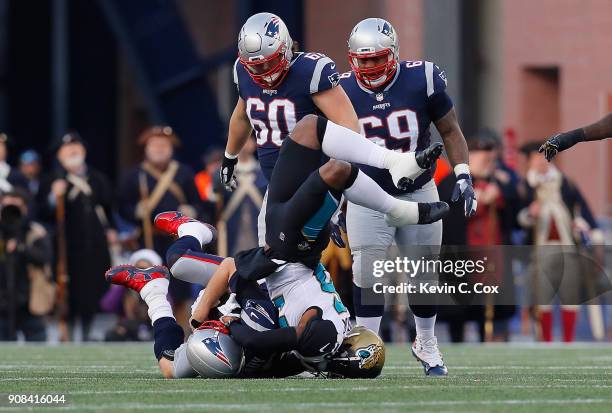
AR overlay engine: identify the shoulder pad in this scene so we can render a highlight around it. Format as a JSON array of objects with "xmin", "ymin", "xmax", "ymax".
[{"xmin": 297, "ymin": 52, "xmax": 337, "ymax": 94}]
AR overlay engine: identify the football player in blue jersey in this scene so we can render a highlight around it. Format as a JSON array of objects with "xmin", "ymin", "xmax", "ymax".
[
  {"xmin": 340, "ymin": 18, "xmax": 477, "ymax": 377},
  {"xmin": 220, "ymin": 12, "xmax": 447, "ymax": 247}
]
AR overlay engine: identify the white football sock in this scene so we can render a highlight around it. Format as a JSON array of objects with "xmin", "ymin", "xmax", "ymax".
[
  {"xmin": 178, "ymin": 222, "xmax": 213, "ymax": 247},
  {"xmin": 140, "ymin": 278, "xmax": 174, "ymax": 325},
  {"xmin": 321, "ymin": 120, "xmax": 401, "ymax": 169},
  {"xmin": 414, "ymin": 314, "xmax": 436, "ymax": 341},
  {"xmin": 344, "ymin": 170, "xmax": 395, "ymax": 213},
  {"xmin": 344, "ymin": 171, "xmax": 419, "ymax": 224},
  {"xmin": 356, "ymin": 316, "xmax": 383, "ymax": 334},
  {"xmin": 385, "ymin": 199, "xmax": 419, "ymax": 225}
]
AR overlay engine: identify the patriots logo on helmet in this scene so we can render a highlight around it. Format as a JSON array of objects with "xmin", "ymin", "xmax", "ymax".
[
  {"xmin": 265, "ymin": 17, "xmax": 281, "ymax": 38},
  {"xmin": 203, "ymin": 336, "xmax": 232, "ymax": 368},
  {"xmin": 380, "ymin": 22, "xmax": 394, "ymax": 37},
  {"xmin": 356, "ymin": 344, "xmax": 383, "ymax": 369}
]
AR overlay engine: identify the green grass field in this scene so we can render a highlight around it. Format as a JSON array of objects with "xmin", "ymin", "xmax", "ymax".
[{"xmin": 0, "ymin": 343, "xmax": 611, "ymax": 412}]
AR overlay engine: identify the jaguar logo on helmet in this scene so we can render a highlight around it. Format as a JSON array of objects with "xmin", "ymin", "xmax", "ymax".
[
  {"xmin": 203, "ymin": 335, "xmax": 232, "ymax": 368},
  {"xmin": 357, "ymin": 344, "xmax": 383, "ymax": 369}
]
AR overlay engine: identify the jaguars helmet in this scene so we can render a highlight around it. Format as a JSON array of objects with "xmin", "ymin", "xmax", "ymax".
[
  {"xmin": 348, "ymin": 18, "xmax": 399, "ymax": 89},
  {"xmin": 238, "ymin": 12, "xmax": 293, "ymax": 88},
  {"xmin": 326, "ymin": 326, "xmax": 386, "ymax": 378},
  {"xmin": 186, "ymin": 321, "xmax": 244, "ymax": 378}
]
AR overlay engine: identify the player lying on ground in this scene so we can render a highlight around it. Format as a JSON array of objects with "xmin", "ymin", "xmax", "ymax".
[
  {"xmin": 539, "ymin": 112, "xmax": 612, "ymax": 161},
  {"xmin": 340, "ymin": 18, "xmax": 476, "ymax": 376},
  {"xmin": 105, "ymin": 215, "xmax": 385, "ymax": 378}
]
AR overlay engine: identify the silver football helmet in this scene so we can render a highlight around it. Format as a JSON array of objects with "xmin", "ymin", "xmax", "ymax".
[
  {"xmin": 348, "ymin": 18, "xmax": 399, "ymax": 89},
  {"xmin": 186, "ymin": 323, "xmax": 244, "ymax": 378},
  {"xmin": 238, "ymin": 12, "xmax": 293, "ymax": 88}
]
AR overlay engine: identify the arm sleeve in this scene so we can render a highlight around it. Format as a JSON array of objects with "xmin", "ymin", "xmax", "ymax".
[
  {"xmin": 309, "ymin": 55, "xmax": 340, "ymax": 94},
  {"xmin": 229, "ymin": 321, "xmax": 298, "ymax": 357},
  {"xmin": 425, "ymin": 62, "xmax": 454, "ymax": 121}
]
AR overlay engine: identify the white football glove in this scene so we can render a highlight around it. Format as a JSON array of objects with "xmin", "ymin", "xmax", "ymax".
[{"xmin": 217, "ymin": 293, "xmax": 241, "ymax": 318}]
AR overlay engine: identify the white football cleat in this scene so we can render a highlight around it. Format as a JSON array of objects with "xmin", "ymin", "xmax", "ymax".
[{"xmin": 411, "ymin": 336, "xmax": 448, "ymax": 377}]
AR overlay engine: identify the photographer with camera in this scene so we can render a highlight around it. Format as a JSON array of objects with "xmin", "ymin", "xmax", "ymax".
[{"xmin": 0, "ymin": 188, "xmax": 53, "ymax": 341}]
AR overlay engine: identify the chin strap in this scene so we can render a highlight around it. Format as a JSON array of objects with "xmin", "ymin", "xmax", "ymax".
[{"xmin": 197, "ymin": 320, "xmax": 230, "ymax": 335}]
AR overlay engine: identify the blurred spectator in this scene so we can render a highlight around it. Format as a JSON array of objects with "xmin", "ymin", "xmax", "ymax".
[
  {"xmin": 18, "ymin": 150, "xmax": 41, "ymax": 197},
  {"xmin": 102, "ymin": 249, "xmax": 161, "ymax": 341},
  {"xmin": 0, "ymin": 189, "xmax": 53, "ymax": 341},
  {"xmin": 518, "ymin": 142, "xmax": 603, "ymax": 342},
  {"xmin": 214, "ymin": 138, "xmax": 266, "ymax": 256},
  {"xmin": 0, "ymin": 133, "xmax": 28, "ymax": 194},
  {"xmin": 437, "ymin": 132, "xmax": 518, "ymax": 342},
  {"xmin": 19, "ymin": 150, "xmax": 42, "ymax": 218},
  {"xmin": 194, "ymin": 148, "xmax": 223, "ymax": 224},
  {"xmin": 117, "ymin": 126, "xmax": 202, "ymax": 330},
  {"xmin": 37, "ymin": 132, "xmax": 114, "ymax": 341}
]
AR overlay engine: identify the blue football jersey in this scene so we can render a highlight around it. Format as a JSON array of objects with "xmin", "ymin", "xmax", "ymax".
[
  {"xmin": 234, "ymin": 52, "xmax": 340, "ymax": 181},
  {"xmin": 340, "ymin": 60, "xmax": 453, "ymax": 195}
]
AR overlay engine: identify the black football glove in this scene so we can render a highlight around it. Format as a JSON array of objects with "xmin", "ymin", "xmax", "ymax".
[
  {"xmin": 220, "ymin": 154, "xmax": 238, "ymax": 192},
  {"xmin": 451, "ymin": 173, "xmax": 477, "ymax": 217},
  {"xmin": 329, "ymin": 210, "xmax": 347, "ymax": 248},
  {"xmin": 538, "ymin": 128, "xmax": 585, "ymax": 161}
]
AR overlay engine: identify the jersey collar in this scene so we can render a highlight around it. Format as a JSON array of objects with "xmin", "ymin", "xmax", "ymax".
[{"xmin": 355, "ymin": 61, "xmax": 401, "ymax": 94}]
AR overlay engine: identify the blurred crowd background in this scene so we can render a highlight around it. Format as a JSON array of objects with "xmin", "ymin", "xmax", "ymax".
[{"xmin": 0, "ymin": 0, "xmax": 610, "ymax": 343}]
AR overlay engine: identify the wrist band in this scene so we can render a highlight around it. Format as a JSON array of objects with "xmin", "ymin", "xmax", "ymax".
[
  {"xmin": 224, "ymin": 151, "xmax": 239, "ymax": 160},
  {"xmin": 454, "ymin": 163, "xmax": 470, "ymax": 177}
]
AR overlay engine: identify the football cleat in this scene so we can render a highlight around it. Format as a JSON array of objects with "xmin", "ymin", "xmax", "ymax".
[
  {"xmin": 411, "ymin": 336, "xmax": 448, "ymax": 377},
  {"xmin": 415, "ymin": 142, "xmax": 444, "ymax": 170},
  {"xmin": 391, "ymin": 143, "xmax": 444, "ymax": 190},
  {"xmin": 417, "ymin": 201, "xmax": 450, "ymax": 224},
  {"xmin": 104, "ymin": 264, "xmax": 170, "ymax": 293},
  {"xmin": 154, "ymin": 211, "xmax": 217, "ymax": 241},
  {"xmin": 384, "ymin": 201, "xmax": 449, "ymax": 227},
  {"xmin": 154, "ymin": 211, "xmax": 198, "ymax": 236}
]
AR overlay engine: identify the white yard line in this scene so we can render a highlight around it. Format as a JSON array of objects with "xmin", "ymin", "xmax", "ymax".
[{"xmin": 0, "ymin": 399, "xmax": 609, "ymax": 412}]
